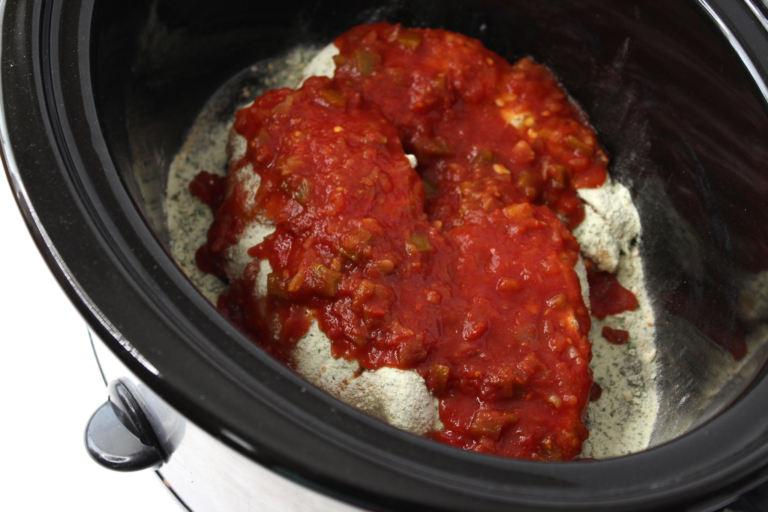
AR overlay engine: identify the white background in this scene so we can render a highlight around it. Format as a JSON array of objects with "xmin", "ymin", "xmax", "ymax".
[{"xmin": 0, "ymin": 175, "xmax": 179, "ymax": 510}]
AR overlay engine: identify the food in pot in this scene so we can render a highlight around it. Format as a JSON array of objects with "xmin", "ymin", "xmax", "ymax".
[{"xmin": 167, "ymin": 23, "xmax": 660, "ymax": 460}]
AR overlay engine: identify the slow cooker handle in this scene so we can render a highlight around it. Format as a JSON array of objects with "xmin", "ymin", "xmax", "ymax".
[{"xmin": 84, "ymin": 380, "xmax": 164, "ymax": 471}]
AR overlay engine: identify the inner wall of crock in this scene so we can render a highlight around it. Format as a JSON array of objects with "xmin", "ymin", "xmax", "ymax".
[{"xmin": 91, "ymin": 0, "xmax": 768, "ymax": 450}]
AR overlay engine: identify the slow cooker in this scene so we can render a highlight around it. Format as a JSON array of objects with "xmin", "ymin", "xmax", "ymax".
[{"xmin": 5, "ymin": 0, "xmax": 768, "ymax": 510}]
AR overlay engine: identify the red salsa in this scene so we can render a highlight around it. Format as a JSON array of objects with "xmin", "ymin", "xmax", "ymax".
[
  {"xmin": 332, "ymin": 23, "xmax": 608, "ymax": 231},
  {"xmin": 602, "ymin": 326, "xmax": 630, "ymax": 345},
  {"xmin": 193, "ymin": 23, "xmax": 640, "ymax": 461},
  {"xmin": 586, "ymin": 263, "xmax": 640, "ymax": 320}
]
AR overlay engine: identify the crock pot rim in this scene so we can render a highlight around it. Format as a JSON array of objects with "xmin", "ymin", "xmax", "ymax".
[{"xmin": 5, "ymin": 0, "xmax": 768, "ymax": 510}]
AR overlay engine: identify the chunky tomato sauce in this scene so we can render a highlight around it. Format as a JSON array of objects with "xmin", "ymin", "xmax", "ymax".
[
  {"xmin": 332, "ymin": 23, "xmax": 608, "ymax": 231},
  {"xmin": 193, "ymin": 23, "xmax": 640, "ymax": 461}
]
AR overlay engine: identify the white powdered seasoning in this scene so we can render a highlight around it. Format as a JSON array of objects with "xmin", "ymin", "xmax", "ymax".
[
  {"xmin": 166, "ymin": 45, "xmax": 658, "ymax": 457},
  {"xmin": 575, "ymin": 180, "xmax": 658, "ymax": 458},
  {"xmin": 167, "ymin": 120, "xmax": 229, "ymax": 304}
]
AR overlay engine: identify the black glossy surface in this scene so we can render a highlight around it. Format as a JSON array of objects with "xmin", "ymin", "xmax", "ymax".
[
  {"xmin": 724, "ymin": 480, "xmax": 768, "ymax": 512},
  {"xmin": 85, "ymin": 382, "xmax": 164, "ymax": 472},
  {"xmin": 5, "ymin": 0, "xmax": 768, "ymax": 510},
  {"xmin": 107, "ymin": 380, "xmax": 164, "ymax": 454},
  {"xmin": 718, "ymin": 484, "xmax": 768, "ymax": 512}
]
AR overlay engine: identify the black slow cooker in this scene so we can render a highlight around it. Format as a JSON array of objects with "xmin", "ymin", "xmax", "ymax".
[{"xmin": 5, "ymin": 0, "xmax": 768, "ymax": 510}]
